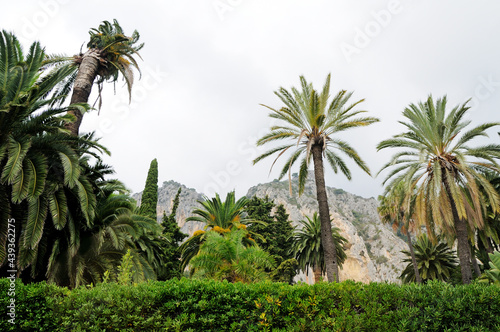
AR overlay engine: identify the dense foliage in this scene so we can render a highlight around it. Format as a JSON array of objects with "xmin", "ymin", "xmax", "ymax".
[
  {"xmin": 157, "ymin": 188, "xmax": 188, "ymax": 280},
  {"xmin": 139, "ymin": 158, "xmax": 159, "ymax": 220},
  {"xmin": 245, "ymin": 196, "xmax": 297, "ymax": 282},
  {"xmin": 1, "ymin": 278, "xmax": 499, "ymax": 331}
]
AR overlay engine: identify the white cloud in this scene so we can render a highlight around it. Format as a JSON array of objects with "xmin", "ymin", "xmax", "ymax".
[{"xmin": 2, "ymin": 0, "xmax": 500, "ymax": 199}]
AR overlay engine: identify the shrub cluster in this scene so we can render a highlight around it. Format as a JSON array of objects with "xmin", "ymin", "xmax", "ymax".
[{"xmin": 1, "ymin": 278, "xmax": 499, "ymax": 331}]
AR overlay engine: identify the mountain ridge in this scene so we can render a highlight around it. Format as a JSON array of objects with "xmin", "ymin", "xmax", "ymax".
[{"xmin": 133, "ymin": 176, "xmax": 407, "ymax": 283}]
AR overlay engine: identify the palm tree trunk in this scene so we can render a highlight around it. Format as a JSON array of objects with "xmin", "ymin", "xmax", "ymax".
[
  {"xmin": 65, "ymin": 49, "xmax": 101, "ymax": 136},
  {"xmin": 313, "ymin": 265, "xmax": 322, "ymax": 283},
  {"xmin": 311, "ymin": 144, "xmax": 339, "ymax": 282},
  {"xmin": 486, "ymin": 238, "xmax": 494, "ymax": 254},
  {"xmin": 407, "ymin": 232, "xmax": 422, "ymax": 283},
  {"xmin": 455, "ymin": 216, "xmax": 473, "ymax": 284},
  {"xmin": 442, "ymin": 174, "xmax": 473, "ymax": 284},
  {"xmin": 470, "ymin": 243, "xmax": 481, "ymax": 277}
]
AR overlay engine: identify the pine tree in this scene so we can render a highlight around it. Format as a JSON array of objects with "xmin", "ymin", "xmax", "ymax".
[
  {"xmin": 245, "ymin": 196, "xmax": 297, "ymax": 282},
  {"xmin": 158, "ymin": 188, "xmax": 188, "ymax": 280},
  {"xmin": 139, "ymin": 159, "xmax": 158, "ymax": 220}
]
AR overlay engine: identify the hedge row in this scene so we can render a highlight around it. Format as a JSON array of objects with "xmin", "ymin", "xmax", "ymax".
[{"xmin": 1, "ymin": 278, "xmax": 499, "ymax": 331}]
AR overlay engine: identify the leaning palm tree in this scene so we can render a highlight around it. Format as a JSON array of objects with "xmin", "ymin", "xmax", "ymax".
[
  {"xmin": 400, "ymin": 234, "xmax": 458, "ymax": 284},
  {"xmin": 377, "ymin": 182, "xmax": 422, "ymax": 283},
  {"xmin": 378, "ymin": 95, "xmax": 500, "ymax": 284},
  {"xmin": 45, "ymin": 19, "xmax": 143, "ymax": 135},
  {"xmin": 254, "ymin": 74, "xmax": 379, "ymax": 282},
  {"xmin": 290, "ymin": 213, "xmax": 347, "ymax": 283}
]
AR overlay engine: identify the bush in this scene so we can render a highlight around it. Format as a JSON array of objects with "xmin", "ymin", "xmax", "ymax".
[{"xmin": 1, "ymin": 278, "xmax": 499, "ymax": 331}]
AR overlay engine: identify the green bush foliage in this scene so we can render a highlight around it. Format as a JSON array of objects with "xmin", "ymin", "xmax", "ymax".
[{"xmin": 1, "ymin": 278, "xmax": 499, "ymax": 331}]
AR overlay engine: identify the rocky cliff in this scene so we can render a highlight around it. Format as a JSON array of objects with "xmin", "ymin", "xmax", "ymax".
[{"xmin": 134, "ymin": 177, "xmax": 408, "ymax": 284}]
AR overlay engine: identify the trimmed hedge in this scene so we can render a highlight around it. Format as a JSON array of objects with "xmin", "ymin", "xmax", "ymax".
[{"xmin": 1, "ymin": 278, "xmax": 499, "ymax": 331}]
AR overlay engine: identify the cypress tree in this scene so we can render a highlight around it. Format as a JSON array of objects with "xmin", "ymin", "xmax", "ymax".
[
  {"xmin": 139, "ymin": 158, "xmax": 158, "ymax": 220},
  {"xmin": 158, "ymin": 188, "xmax": 188, "ymax": 280}
]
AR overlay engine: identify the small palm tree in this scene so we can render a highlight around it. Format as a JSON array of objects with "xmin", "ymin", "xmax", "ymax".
[
  {"xmin": 254, "ymin": 74, "xmax": 379, "ymax": 282},
  {"xmin": 46, "ymin": 19, "xmax": 143, "ymax": 135},
  {"xmin": 378, "ymin": 96, "xmax": 500, "ymax": 284},
  {"xmin": 291, "ymin": 212, "xmax": 347, "ymax": 283},
  {"xmin": 400, "ymin": 234, "xmax": 458, "ymax": 283},
  {"xmin": 179, "ymin": 192, "xmax": 263, "ymax": 270},
  {"xmin": 189, "ymin": 229, "xmax": 275, "ymax": 283}
]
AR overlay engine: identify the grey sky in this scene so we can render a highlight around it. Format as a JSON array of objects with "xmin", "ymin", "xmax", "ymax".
[{"xmin": 2, "ymin": 1, "xmax": 500, "ymax": 199}]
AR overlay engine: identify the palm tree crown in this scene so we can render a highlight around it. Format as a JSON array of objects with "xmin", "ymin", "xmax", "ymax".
[
  {"xmin": 254, "ymin": 74, "xmax": 378, "ymax": 195},
  {"xmin": 400, "ymin": 234, "xmax": 458, "ymax": 284},
  {"xmin": 45, "ymin": 19, "xmax": 143, "ymax": 135}
]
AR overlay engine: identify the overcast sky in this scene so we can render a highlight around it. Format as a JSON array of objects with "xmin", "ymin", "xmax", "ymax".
[{"xmin": 2, "ymin": 1, "xmax": 500, "ymax": 199}]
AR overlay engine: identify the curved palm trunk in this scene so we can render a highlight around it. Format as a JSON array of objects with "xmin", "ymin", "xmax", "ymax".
[
  {"xmin": 406, "ymin": 232, "xmax": 422, "ymax": 283},
  {"xmin": 65, "ymin": 49, "xmax": 101, "ymax": 136},
  {"xmin": 313, "ymin": 265, "xmax": 322, "ymax": 283},
  {"xmin": 311, "ymin": 144, "xmax": 339, "ymax": 282}
]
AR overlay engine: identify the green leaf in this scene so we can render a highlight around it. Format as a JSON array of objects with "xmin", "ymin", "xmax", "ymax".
[
  {"xmin": 1, "ymin": 136, "xmax": 31, "ymax": 184},
  {"xmin": 23, "ymin": 195, "xmax": 48, "ymax": 249}
]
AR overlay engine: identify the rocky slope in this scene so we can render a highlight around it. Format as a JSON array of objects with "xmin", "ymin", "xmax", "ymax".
[{"xmin": 134, "ymin": 177, "xmax": 408, "ymax": 283}]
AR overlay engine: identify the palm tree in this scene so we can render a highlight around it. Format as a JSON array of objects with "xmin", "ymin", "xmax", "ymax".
[
  {"xmin": 189, "ymin": 229, "xmax": 275, "ymax": 283},
  {"xmin": 46, "ymin": 19, "xmax": 143, "ymax": 135},
  {"xmin": 0, "ymin": 31, "xmax": 105, "ymax": 279},
  {"xmin": 254, "ymin": 74, "xmax": 379, "ymax": 282},
  {"xmin": 46, "ymin": 180, "xmax": 160, "ymax": 287},
  {"xmin": 179, "ymin": 191, "xmax": 262, "ymax": 270},
  {"xmin": 378, "ymin": 96, "xmax": 500, "ymax": 284},
  {"xmin": 400, "ymin": 234, "xmax": 458, "ymax": 283},
  {"xmin": 377, "ymin": 182, "xmax": 422, "ymax": 283},
  {"xmin": 290, "ymin": 213, "xmax": 347, "ymax": 283}
]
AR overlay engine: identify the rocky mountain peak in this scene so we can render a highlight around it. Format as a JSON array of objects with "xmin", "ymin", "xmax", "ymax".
[{"xmin": 134, "ymin": 177, "xmax": 407, "ymax": 284}]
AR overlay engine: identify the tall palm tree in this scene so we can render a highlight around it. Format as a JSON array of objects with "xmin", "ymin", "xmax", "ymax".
[
  {"xmin": 290, "ymin": 213, "xmax": 347, "ymax": 283},
  {"xmin": 377, "ymin": 182, "xmax": 422, "ymax": 283},
  {"xmin": 46, "ymin": 19, "xmax": 143, "ymax": 135},
  {"xmin": 189, "ymin": 229, "xmax": 275, "ymax": 283},
  {"xmin": 254, "ymin": 74, "xmax": 379, "ymax": 282},
  {"xmin": 377, "ymin": 96, "xmax": 500, "ymax": 284},
  {"xmin": 400, "ymin": 234, "xmax": 458, "ymax": 283},
  {"xmin": 179, "ymin": 191, "xmax": 263, "ymax": 270}
]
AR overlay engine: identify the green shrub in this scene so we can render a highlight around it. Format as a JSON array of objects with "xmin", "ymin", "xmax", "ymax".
[{"xmin": 1, "ymin": 278, "xmax": 499, "ymax": 331}]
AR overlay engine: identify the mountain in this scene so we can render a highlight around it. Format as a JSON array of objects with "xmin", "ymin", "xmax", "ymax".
[{"xmin": 133, "ymin": 177, "xmax": 408, "ymax": 283}]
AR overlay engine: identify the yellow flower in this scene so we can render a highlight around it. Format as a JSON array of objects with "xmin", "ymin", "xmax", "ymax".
[{"xmin": 193, "ymin": 230, "xmax": 205, "ymax": 237}]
